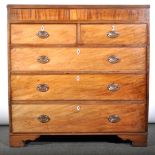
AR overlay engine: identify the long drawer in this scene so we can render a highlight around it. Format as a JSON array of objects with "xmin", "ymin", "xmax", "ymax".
[
  {"xmin": 11, "ymin": 24, "xmax": 76, "ymax": 44},
  {"xmin": 12, "ymin": 103, "xmax": 146, "ymax": 133},
  {"xmin": 11, "ymin": 47, "xmax": 146, "ymax": 72},
  {"xmin": 81, "ymin": 24, "xmax": 147, "ymax": 45},
  {"xmin": 11, "ymin": 74, "xmax": 146, "ymax": 100}
]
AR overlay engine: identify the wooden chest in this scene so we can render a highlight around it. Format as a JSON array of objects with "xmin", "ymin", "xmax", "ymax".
[{"xmin": 8, "ymin": 5, "xmax": 150, "ymax": 147}]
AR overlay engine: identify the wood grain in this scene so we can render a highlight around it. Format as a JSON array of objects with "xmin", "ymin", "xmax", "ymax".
[
  {"xmin": 10, "ymin": 134, "xmax": 40, "ymax": 147},
  {"xmin": 7, "ymin": 5, "xmax": 150, "ymax": 8},
  {"xmin": 8, "ymin": 7, "xmax": 149, "ymax": 22},
  {"xmin": 9, "ymin": 133, "xmax": 147, "ymax": 147},
  {"xmin": 81, "ymin": 24, "xmax": 147, "ymax": 45},
  {"xmin": 11, "ymin": 47, "xmax": 146, "ymax": 72},
  {"xmin": 12, "ymin": 103, "xmax": 146, "ymax": 133},
  {"xmin": 118, "ymin": 133, "xmax": 147, "ymax": 147},
  {"xmin": 11, "ymin": 24, "xmax": 76, "ymax": 44},
  {"xmin": 11, "ymin": 100, "xmax": 145, "ymax": 105},
  {"xmin": 11, "ymin": 74, "xmax": 146, "ymax": 100},
  {"xmin": 8, "ymin": 5, "xmax": 149, "ymax": 147}
]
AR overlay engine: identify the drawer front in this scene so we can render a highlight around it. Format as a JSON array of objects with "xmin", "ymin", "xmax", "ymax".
[
  {"xmin": 81, "ymin": 24, "xmax": 147, "ymax": 45},
  {"xmin": 9, "ymin": 8, "xmax": 149, "ymax": 22},
  {"xmin": 11, "ymin": 24, "xmax": 76, "ymax": 44},
  {"xmin": 11, "ymin": 74, "xmax": 146, "ymax": 100},
  {"xmin": 11, "ymin": 47, "xmax": 146, "ymax": 72},
  {"xmin": 12, "ymin": 103, "xmax": 146, "ymax": 133}
]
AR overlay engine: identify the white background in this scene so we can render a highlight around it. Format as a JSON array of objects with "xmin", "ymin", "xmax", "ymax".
[{"xmin": 0, "ymin": 0, "xmax": 154, "ymax": 124}]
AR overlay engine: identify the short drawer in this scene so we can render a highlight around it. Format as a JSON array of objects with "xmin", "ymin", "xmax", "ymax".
[
  {"xmin": 11, "ymin": 24, "xmax": 76, "ymax": 44},
  {"xmin": 11, "ymin": 47, "xmax": 146, "ymax": 72},
  {"xmin": 11, "ymin": 74, "xmax": 146, "ymax": 100},
  {"xmin": 12, "ymin": 103, "xmax": 146, "ymax": 133},
  {"xmin": 81, "ymin": 24, "xmax": 147, "ymax": 45}
]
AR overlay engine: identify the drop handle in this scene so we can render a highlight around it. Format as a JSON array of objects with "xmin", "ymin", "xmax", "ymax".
[
  {"xmin": 107, "ymin": 83, "xmax": 119, "ymax": 92},
  {"xmin": 107, "ymin": 25, "xmax": 119, "ymax": 38},
  {"xmin": 108, "ymin": 115, "xmax": 120, "ymax": 123},
  {"xmin": 37, "ymin": 84, "xmax": 49, "ymax": 92},
  {"xmin": 37, "ymin": 55, "xmax": 49, "ymax": 64},
  {"xmin": 37, "ymin": 25, "xmax": 49, "ymax": 39},
  {"xmin": 38, "ymin": 114, "xmax": 50, "ymax": 123},
  {"xmin": 108, "ymin": 55, "xmax": 120, "ymax": 64}
]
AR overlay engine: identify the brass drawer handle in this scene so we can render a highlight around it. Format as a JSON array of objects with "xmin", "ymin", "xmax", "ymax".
[
  {"xmin": 107, "ymin": 25, "xmax": 119, "ymax": 38},
  {"xmin": 37, "ymin": 84, "xmax": 49, "ymax": 92},
  {"xmin": 108, "ymin": 55, "xmax": 120, "ymax": 64},
  {"xmin": 108, "ymin": 115, "xmax": 120, "ymax": 123},
  {"xmin": 107, "ymin": 83, "xmax": 119, "ymax": 92},
  {"xmin": 38, "ymin": 114, "xmax": 50, "ymax": 123},
  {"xmin": 37, "ymin": 55, "xmax": 49, "ymax": 64},
  {"xmin": 37, "ymin": 25, "xmax": 49, "ymax": 39}
]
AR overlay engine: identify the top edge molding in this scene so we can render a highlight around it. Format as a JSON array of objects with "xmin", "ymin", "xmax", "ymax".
[{"xmin": 7, "ymin": 5, "xmax": 150, "ymax": 9}]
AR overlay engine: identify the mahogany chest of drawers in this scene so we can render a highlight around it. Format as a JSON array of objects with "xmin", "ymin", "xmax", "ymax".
[{"xmin": 8, "ymin": 5, "xmax": 150, "ymax": 147}]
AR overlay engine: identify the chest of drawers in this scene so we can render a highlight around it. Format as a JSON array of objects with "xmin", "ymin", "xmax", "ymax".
[{"xmin": 8, "ymin": 5, "xmax": 150, "ymax": 147}]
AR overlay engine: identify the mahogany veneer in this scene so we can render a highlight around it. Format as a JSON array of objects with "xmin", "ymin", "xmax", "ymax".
[
  {"xmin": 11, "ymin": 47, "xmax": 146, "ymax": 72},
  {"xmin": 8, "ymin": 5, "xmax": 150, "ymax": 147}
]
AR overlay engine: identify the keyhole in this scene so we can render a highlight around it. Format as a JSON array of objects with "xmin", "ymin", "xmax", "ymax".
[
  {"xmin": 77, "ymin": 48, "xmax": 80, "ymax": 56},
  {"xmin": 41, "ymin": 25, "xmax": 45, "ymax": 31},
  {"xmin": 77, "ymin": 105, "xmax": 80, "ymax": 111},
  {"xmin": 76, "ymin": 75, "xmax": 80, "ymax": 81},
  {"xmin": 112, "ymin": 25, "xmax": 115, "ymax": 31}
]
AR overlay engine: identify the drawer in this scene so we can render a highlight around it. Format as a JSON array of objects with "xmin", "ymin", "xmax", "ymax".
[
  {"xmin": 9, "ymin": 7, "xmax": 149, "ymax": 22},
  {"xmin": 11, "ymin": 24, "xmax": 76, "ymax": 44},
  {"xmin": 81, "ymin": 24, "xmax": 147, "ymax": 45},
  {"xmin": 12, "ymin": 103, "xmax": 146, "ymax": 133},
  {"xmin": 11, "ymin": 74, "xmax": 146, "ymax": 100},
  {"xmin": 11, "ymin": 47, "xmax": 146, "ymax": 72}
]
